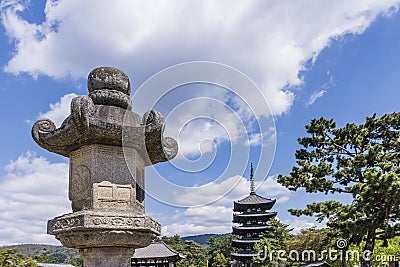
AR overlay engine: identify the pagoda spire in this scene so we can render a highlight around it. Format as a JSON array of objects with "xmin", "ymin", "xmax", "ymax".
[{"xmin": 250, "ymin": 163, "xmax": 255, "ymax": 194}]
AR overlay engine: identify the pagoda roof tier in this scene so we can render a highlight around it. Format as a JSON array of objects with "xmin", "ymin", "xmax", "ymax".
[
  {"xmin": 231, "ymin": 251, "xmax": 258, "ymax": 256},
  {"xmin": 232, "ymin": 225, "xmax": 271, "ymax": 230},
  {"xmin": 232, "ymin": 239, "xmax": 258, "ymax": 248},
  {"xmin": 232, "ymin": 238, "xmax": 259, "ymax": 244},
  {"xmin": 233, "ymin": 212, "xmax": 277, "ymax": 223},
  {"xmin": 234, "ymin": 211, "xmax": 277, "ymax": 217},
  {"xmin": 231, "ymin": 252, "xmax": 258, "ymax": 261},
  {"xmin": 232, "ymin": 225, "xmax": 271, "ymax": 234},
  {"xmin": 233, "ymin": 193, "xmax": 276, "ymax": 211}
]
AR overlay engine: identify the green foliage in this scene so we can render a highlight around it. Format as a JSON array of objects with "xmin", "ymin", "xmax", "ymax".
[
  {"xmin": 33, "ymin": 254, "xmax": 58, "ymax": 263},
  {"xmin": 211, "ymin": 252, "xmax": 228, "ymax": 267},
  {"xmin": 1, "ymin": 244, "xmax": 81, "ymax": 266},
  {"xmin": 0, "ymin": 249, "xmax": 38, "ymax": 267},
  {"xmin": 160, "ymin": 235, "xmax": 208, "ymax": 267},
  {"xmin": 285, "ymin": 227, "xmax": 339, "ymax": 265},
  {"xmin": 277, "ymin": 113, "xmax": 400, "ymax": 266},
  {"xmin": 65, "ymin": 256, "xmax": 82, "ymax": 267},
  {"xmin": 254, "ymin": 218, "xmax": 293, "ymax": 267},
  {"xmin": 160, "ymin": 235, "xmax": 186, "ymax": 255},
  {"xmin": 346, "ymin": 236, "xmax": 400, "ymax": 267},
  {"xmin": 182, "ymin": 240, "xmax": 208, "ymax": 267},
  {"xmin": 207, "ymin": 234, "xmax": 234, "ymax": 265}
]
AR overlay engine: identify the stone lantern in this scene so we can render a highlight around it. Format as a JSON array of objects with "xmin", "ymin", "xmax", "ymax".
[{"xmin": 32, "ymin": 67, "xmax": 178, "ymax": 267}]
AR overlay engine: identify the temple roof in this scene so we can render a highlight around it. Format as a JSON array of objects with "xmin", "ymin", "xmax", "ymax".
[
  {"xmin": 132, "ymin": 242, "xmax": 185, "ymax": 260},
  {"xmin": 234, "ymin": 192, "xmax": 276, "ymax": 206}
]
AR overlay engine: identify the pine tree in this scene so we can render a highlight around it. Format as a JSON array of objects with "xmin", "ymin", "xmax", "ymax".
[
  {"xmin": 277, "ymin": 112, "xmax": 400, "ymax": 267},
  {"xmin": 253, "ymin": 218, "xmax": 293, "ymax": 267}
]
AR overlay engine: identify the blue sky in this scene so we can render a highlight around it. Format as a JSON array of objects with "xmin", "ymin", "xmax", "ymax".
[{"xmin": 0, "ymin": 0, "xmax": 400, "ymax": 245}]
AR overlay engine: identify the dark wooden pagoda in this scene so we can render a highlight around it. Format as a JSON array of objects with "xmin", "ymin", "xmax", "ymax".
[{"xmin": 231, "ymin": 164, "xmax": 277, "ymax": 266}]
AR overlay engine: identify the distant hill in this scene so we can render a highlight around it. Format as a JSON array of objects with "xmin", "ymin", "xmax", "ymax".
[
  {"xmin": 0, "ymin": 244, "xmax": 80, "ymax": 263},
  {"xmin": 182, "ymin": 233, "xmax": 228, "ymax": 246}
]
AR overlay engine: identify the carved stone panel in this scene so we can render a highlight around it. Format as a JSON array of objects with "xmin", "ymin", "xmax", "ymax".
[{"xmin": 93, "ymin": 181, "xmax": 135, "ymax": 211}]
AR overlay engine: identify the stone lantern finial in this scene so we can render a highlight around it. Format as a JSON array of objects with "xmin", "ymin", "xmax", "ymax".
[{"xmin": 88, "ymin": 66, "xmax": 132, "ymax": 110}]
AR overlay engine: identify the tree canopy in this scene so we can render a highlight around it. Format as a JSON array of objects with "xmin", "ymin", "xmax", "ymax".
[
  {"xmin": 207, "ymin": 234, "xmax": 234, "ymax": 265},
  {"xmin": 160, "ymin": 235, "xmax": 208, "ymax": 267},
  {"xmin": 0, "ymin": 249, "xmax": 38, "ymax": 267},
  {"xmin": 160, "ymin": 234, "xmax": 235, "ymax": 267},
  {"xmin": 254, "ymin": 218, "xmax": 293, "ymax": 267},
  {"xmin": 285, "ymin": 227, "xmax": 339, "ymax": 266},
  {"xmin": 277, "ymin": 112, "xmax": 400, "ymax": 267}
]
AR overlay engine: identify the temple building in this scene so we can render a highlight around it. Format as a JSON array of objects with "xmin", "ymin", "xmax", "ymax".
[
  {"xmin": 231, "ymin": 164, "xmax": 277, "ymax": 266},
  {"xmin": 131, "ymin": 241, "xmax": 185, "ymax": 267}
]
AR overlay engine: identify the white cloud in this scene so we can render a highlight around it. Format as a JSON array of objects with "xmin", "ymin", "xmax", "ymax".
[
  {"xmin": 174, "ymin": 175, "xmax": 291, "ymax": 207},
  {"xmin": 281, "ymin": 218, "xmax": 327, "ymax": 235},
  {"xmin": 162, "ymin": 221, "xmax": 231, "ymax": 237},
  {"xmin": 306, "ymin": 72, "xmax": 335, "ymax": 106},
  {"xmin": 246, "ymin": 127, "xmax": 276, "ymax": 147},
  {"xmin": 164, "ymin": 93, "xmax": 251, "ymax": 156},
  {"xmin": 184, "ymin": 205, "xmax": 232, "ymax": 225},
  {"xmin": 162, "ymin": 205, "xmax": 233, "ymax": 236},
  {"xmin": 246, "ymin": 133, "xmax": 262, "ymax": 147},
  {"xmin": 2, "ymin": 0, "xmax": 399, "ymax": 116},
  {"xmin": 38, "ymin": 93, "xmax": 77, "ymax": 127},
  {"xmin": 0, "ymin": 152, "xmax": 70, "ymax": 245},
  {"xmin": 307, "ymin": 90, "xmax": 327, "ymax": 107}
]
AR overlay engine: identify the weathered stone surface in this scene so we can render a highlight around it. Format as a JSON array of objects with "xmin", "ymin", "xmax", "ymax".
[
  {"xmin": 88, "ymin": 66, "xmax": 131, "ymax": 110},
  {"xmin": 88, "ymin": 67, "xmax": 130, "ymax": 94},
  {"xmin": 31, "ymin": 67, "xmax": 178, "ymax": 164},
  {"xmin": 54, "ymin": 230, "xmax": 154, "ymax": 249},
  {"xmin": 31, "ymin": 67, "xmax": 177, "ymax": 267},
  {"xmin": 80, "ymin": 247, "xmax": 135, "ymax": 267},
  {"xmin": 48, "ymin": 210, "xmax": 159, "ymax": 266},
  {"xmin": 69, "ymin": 144, "xmax": 145, "ymax": 212},
  {"xmin": 48, "ymin": 210, "xmax": 161, "ymax": 235}
]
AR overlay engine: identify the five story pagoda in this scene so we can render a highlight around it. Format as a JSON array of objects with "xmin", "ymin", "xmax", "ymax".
[{"xmin": 231, "ymin": 164, "xmax": 277, "ymax": 266}]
